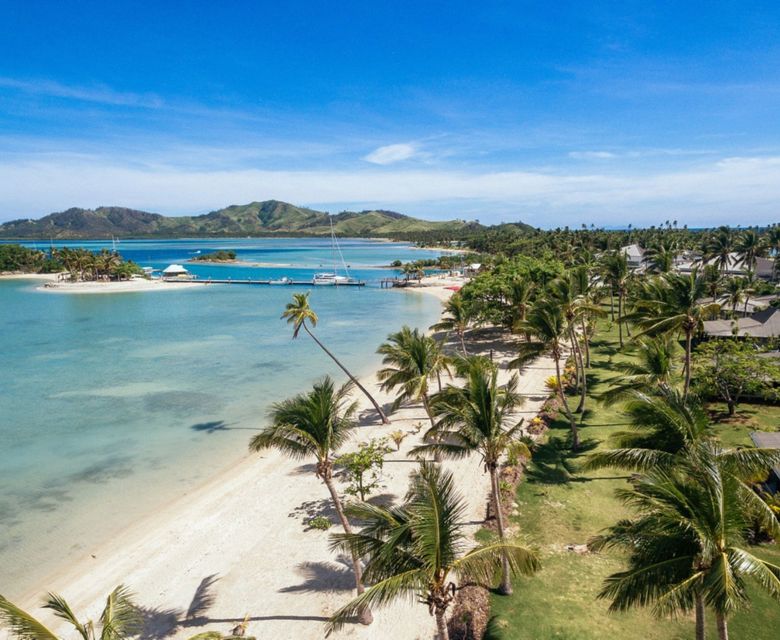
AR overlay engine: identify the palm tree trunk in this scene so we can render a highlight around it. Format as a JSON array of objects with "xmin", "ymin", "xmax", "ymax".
[
  {"xmin": 716, "ymin": 612, "xmax": 728, "ymax": 640},
  {"xmin": 571, "ymin": 329, "xmax": 587, "ymax": 414},
  {"xmin": 684, "ymin": 329, "xmax": 693, "ymax": 399},
  {"xmin": 435, "ymin": 608, "xmax": 450, "ymax": 640},
  {"xmin": 490, "ymin": 465, "xmax": 513, "ymax": 595},
  {"xmin": 695, "ymin": 595, "xmax": 706, "ymax": 640},
  {"xmin": 618, "ymin": 291, "xmax": 624, "ymax": 347},
  {"xmin": 422, "ymin": 395, "xmax": 443, "ymax": 463},
  {"xmin": 581, "ymin": 317, "xmax": 591, "ymax": 368},
  {"xmin": 610, "ymin": 288, "xmax": 615, "ymax": 321},
  {"xmin": 303, "ymin": 323, "xmax": 390, "ymax": 424},
  {"xmin": 555, "ymin": 354, "xmax": 579, "ymax": 450},
  {"xmin": 460, "ymin": 330, "xmax": 468, "ymax": 355},
  {"xmin": 323, "ymin": 476, "xmax": 373, "ymax": 625}
]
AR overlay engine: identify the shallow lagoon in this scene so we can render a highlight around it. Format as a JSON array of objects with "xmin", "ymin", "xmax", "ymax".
[{"xmin": 0, "ymin": 239, "xmax": 445, "ymax": 597}]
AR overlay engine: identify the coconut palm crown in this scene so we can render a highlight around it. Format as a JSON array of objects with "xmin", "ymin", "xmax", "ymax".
[
  {"xmin": 0, "ymin": 585, "xmax": 139, "ymax": 640},
  {"xmin": 326, "ymin": 462, "xmax": 539, "ymax": 639},
  {"xmin": 282, "ymin": 292, "xmax": 389, "ymax": 424},
  {"xmin": 412, "ymin": 355, "xmax": 527, "ymax": 594}
]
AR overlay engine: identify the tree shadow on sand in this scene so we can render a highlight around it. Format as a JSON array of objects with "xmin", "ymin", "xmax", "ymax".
[
  {"xmin": 279, "ymin": 555, "xmax": 356, "ymax": 593},
  {"xmin": 136, "ymin": 574, "xmax": 220, "ymax": 640}
]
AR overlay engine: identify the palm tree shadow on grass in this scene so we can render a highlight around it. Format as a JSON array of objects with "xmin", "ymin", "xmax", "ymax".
[{"xmin": 525, "ymin": 434, "xmax": 598, "ymax": 485}]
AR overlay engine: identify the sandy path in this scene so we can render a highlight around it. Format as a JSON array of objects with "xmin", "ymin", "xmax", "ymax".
[{"xmin": 12, "ymin": 281, "xmax": 555, "ymax": 640}]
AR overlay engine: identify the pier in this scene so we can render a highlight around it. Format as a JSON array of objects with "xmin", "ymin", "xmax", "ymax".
[{"xmin": 162, "ymin": 277, "xmax": 366, "ymax": 287}]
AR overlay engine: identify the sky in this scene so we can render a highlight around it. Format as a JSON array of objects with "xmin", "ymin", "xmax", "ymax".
[{"xmin": 1, "ymin": 1, "xmax": 780, "ymax": 228}]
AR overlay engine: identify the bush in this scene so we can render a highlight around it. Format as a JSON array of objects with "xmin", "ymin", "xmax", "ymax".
[{"xmin": 306, "ymin": 516, "xmax": 333, "ymax": 531}]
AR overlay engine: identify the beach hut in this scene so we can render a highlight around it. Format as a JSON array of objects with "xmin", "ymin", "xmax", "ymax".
[{"xmin": 162, "ymin": 264, "xmax": 191, "ymax": 279}]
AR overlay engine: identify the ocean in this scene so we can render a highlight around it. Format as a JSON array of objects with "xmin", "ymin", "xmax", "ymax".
[{"xmin": 0, "ymin": 238, "xmax": 448, "ymax": 598}]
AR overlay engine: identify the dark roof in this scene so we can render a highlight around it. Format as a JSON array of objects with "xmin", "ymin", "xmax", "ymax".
[
  {"xmin": 750, "ymin": 431, "xmax": 780, "ymax": 480},
  {"xmin": 703, "ymin": 307, "xmax": 780, "ymax": 338}
]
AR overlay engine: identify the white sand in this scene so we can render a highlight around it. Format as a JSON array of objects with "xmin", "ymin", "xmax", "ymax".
[
  {"xmin": 35, "ymin": 279, "xmax": 201, "ymax": 294},
  {"xmin": 13, "ymin": 282, "xmax": 556, "ymax": 640}
]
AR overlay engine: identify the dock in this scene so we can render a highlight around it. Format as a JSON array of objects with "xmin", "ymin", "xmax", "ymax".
[{"xmin": 162, "ymin": 278, "xmax": 366, "ymax": 287}]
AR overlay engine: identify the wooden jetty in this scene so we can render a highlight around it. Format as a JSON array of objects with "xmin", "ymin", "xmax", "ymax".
[{"xmin": 163, "ymin": 277, "xmax": 365, "ymax": 287}]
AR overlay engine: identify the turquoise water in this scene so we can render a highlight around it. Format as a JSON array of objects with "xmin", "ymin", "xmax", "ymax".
[{"xmin": 0, "ymin": 239, "xmax": 445, "ymax": 598}]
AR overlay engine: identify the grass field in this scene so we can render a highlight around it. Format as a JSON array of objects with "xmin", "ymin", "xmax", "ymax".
[{"xmin": 486, "ymin": 322, "xmax": 780, "ymax": 639}]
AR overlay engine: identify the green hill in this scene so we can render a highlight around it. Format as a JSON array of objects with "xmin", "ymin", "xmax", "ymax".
[{"xmin": 0, "ymin": 200, "xmax": 481, "ymax": 239}]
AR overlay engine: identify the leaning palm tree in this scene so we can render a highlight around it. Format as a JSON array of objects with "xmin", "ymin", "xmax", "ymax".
[
  {"xmin": 512, "ymin": 299, "xmax": 581, "ymax": 449},
  {"xmin": 249, "ymin": 377, "xmax": 373, "ymax": 625},
  {"xmin": 282, "ymin": 292, "xmax": 389, "ymax": 424},
  {"xmin": 412, "ymin": 356, "xmax": 526, "ymax": 595},
  {"xmin": 591, "ymin": 445, "xmax": 780, "ymax": 640},
  {"xmin": 0, "ymin": 585, "xmax": 139, "ymax": 640},
  {"xmin": 327, "ymin": 463, "xmax": 540, "ymax": 639},
  {"xmin": 630, "ymin": 270, "xmax": 720, "ymax": 397},
  {"xmin": 599, "ymin": 336, "xmax": 680, "ymax": 406},
  {"xmin": 376, "ymin": 326, "xmax": 451, "ymax": 428},
  {"xmin": 431, "ymin": 295, "xmax": 472, "ymax": 355}
]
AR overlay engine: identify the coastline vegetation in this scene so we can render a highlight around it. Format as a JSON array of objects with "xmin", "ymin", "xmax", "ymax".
[
  {"xmin": 0, "ymin": 243, "xmax": 143, "ymax": 281},
  {"xmin": 191, "ymin": 250, "xmax": 236, "ymax": 262}
]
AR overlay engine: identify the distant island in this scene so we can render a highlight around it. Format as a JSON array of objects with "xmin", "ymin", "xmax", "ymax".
[
  {"xmin": 0, "ymin": 199, "xmax": 489, "ymax": 240},
  {"xmin": 191, "ymin": 250, "xmax": 237, "ymax": 262}
]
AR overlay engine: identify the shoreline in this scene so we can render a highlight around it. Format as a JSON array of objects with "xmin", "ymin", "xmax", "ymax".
[{"xmin": 15, "ymin": 280, "xmax": 555, "ymax": 640}]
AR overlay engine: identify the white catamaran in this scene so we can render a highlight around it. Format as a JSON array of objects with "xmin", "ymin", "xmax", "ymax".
[{"xmin": 313, "ymin": 220, "xmax": 362, "ymax": 285}]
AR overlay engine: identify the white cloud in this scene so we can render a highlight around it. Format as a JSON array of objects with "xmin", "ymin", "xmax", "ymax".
[
  {"xmin": 363, "ymin": 143, "xmax": 418, "ymax": 165},
  {"xmin": 568, "ymin": 151, "xmax": 617, "ymax": 159},
  {"xmin": 0, "ymin": 76, "xmax": 163, "ymax": 108},
  {"xmin": 2, "ymin": 155, "xmax": 780, "ymax": 227}
]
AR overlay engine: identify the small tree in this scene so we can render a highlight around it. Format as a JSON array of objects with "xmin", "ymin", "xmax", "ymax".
[
  {"xmin": 693, "ymin": 339, "xmax": 780, "ymax": 416},
  {"xmin": 390, "ymin": 430, "xmax": 406, "ymax": 451},
  {"xmin": 337, "ymin": 438, "xmax": 389, "ymax": 501}
]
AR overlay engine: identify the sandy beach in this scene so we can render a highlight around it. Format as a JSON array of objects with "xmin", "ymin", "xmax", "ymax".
[
  {"xmin": 13, "ymin": 279, "xmax": 556, "ymax": 640},
  {"xmin": 36, "ymin": 278, "xmax": 201, "ymax": 294}
]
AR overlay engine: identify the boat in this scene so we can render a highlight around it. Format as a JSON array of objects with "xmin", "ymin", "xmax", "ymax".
[
  {"xmin": 269, "ymin": 276, "xmax": 293, "ymax": 285},
  {"xmin": 312, "ymin": 220, "xmax": 362, "ymax": 286}
]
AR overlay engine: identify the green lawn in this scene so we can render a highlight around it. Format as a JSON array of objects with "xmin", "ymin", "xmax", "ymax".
[{"xmin": 487, "ymin": 323, "xmax": 780, "ymax": 639}]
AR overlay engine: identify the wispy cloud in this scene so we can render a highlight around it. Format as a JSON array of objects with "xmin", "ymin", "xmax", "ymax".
[
  {"xmin": 568, "ymin": 151, "xmax": 617, "ymax": 159},
  {"xmin": 363, "ymin": 143, "xmax": 419, "ymax": 165},
  {"xmin": 0, "ymin": 76, "xmax": 164, "ymax": 108},
  {"xmin": 2, "ymin": 154, "xmax": 780, "ymax": 227}
]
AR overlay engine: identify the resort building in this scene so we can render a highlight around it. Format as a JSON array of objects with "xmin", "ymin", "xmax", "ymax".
[
  {"xmin": 620, "ymin": 243, "xmax": 645, "ymax": 269},
  {"xmin": 162, "ymin": 264, "xmax": 192, "ymax": 279},
  {"xmin": 703, "ymin": 307, "xmax": 780, "ymax": 339}
]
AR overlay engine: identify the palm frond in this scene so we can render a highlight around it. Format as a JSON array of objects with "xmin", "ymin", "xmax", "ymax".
[{"xmin": 0, "ymin": 597, "xmax": 60, "ymax": 640}]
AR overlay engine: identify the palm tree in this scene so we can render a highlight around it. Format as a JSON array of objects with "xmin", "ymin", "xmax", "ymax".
[
  {"xmin": 282, "ymin": 292, "xmax": 389, "ymax": 424},
  {"xmin": 591, "ymin": 446, "xmax": 780, "ymax": 640},
  {"xmin": 701, "ymin": 264, "xmax": 722, "ymax": 302},
  {"xmin": 327, "ymin": 463, "xmax": 540, "ymax": 639},
  {"xmin": 547, "ymin": 271, "xmax": 604, "ymax": 413},
  {"xmin": 735, "ymin": 228, "xmax": 767, "ymax": 275},
  {"xmin": 643, "ymin": 240, "xmax": 677, "ymax": 274},
  {"xmin": 412, "ymin": 356, "xmax": 526, "ymax": 594},
  {"xmin": 0, "ymin": 585, "xmax": 139, "ymax": 640},
  {"xmin": 586, "ymin": 387, "xmax": 780, "ymax": 478},
  {"xmin": 600, "ymin": 336, "xmax": 680, "ymax": 406},
  {"xmin": 512, "ymin": 299, "xmax": 581, "ymax": 449},
  {"xmin": 376, "ymin": 326, "xmax": 451, "ymax": 429},
  {"xmin": 723, "ymin": 277, "xmax": 745, "ymax": 316},
  {"xmin": 704, "ymin": 226, "xmax": 734, "ymax": 275},
  {"xmin": 509, "ymin": 277, "xmax": 535, "ymax": 340},
  {"xmin": 602, "ymin": 251, "xmax": 630, "ymax": 347},
  {"xmin": 249, "ymin": 376, "xmax": 373, "ymax": 625},
  {"xmin": 630, "ymin": 270, "xmax": 720, "ymax": 398},
  {"xmin": 431, "ymin": 295, "xmax": 472, "ymax": 355}
]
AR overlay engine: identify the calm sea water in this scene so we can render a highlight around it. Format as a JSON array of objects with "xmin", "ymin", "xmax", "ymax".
[{"xmin": 0, "ymin": 239, "xmax": 447, "ymax": 598}]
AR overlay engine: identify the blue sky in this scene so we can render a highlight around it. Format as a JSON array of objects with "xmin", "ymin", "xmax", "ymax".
[{"xmin": 1, "ymin": 1, "xmax": 780, "ymax": 227}]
